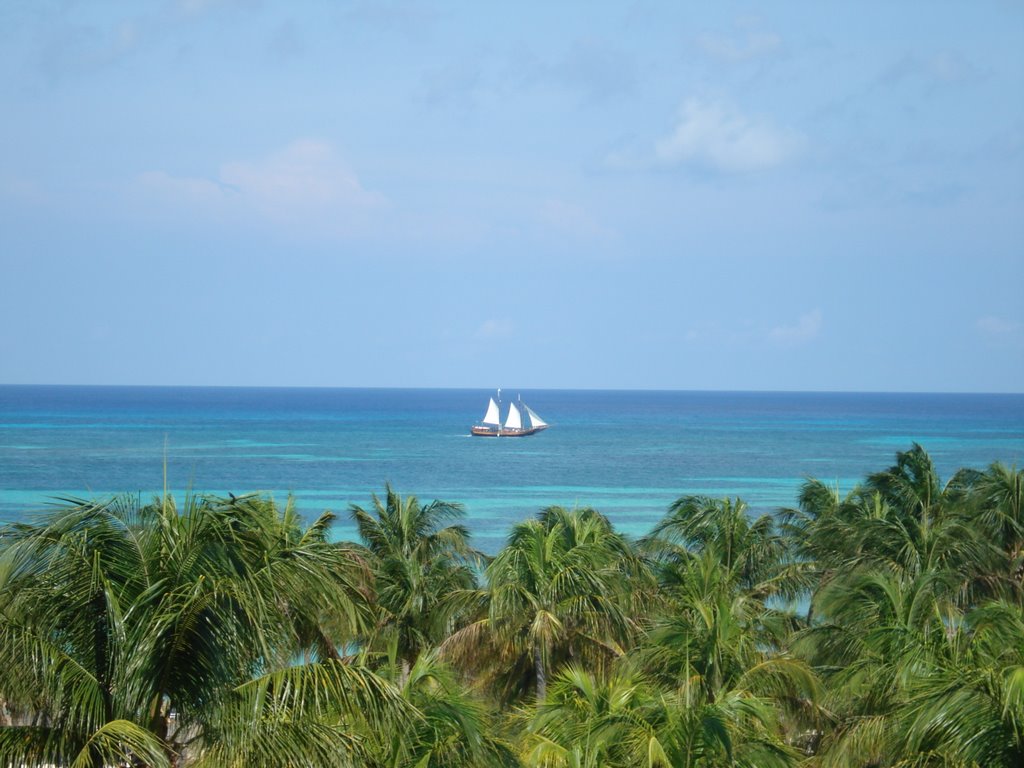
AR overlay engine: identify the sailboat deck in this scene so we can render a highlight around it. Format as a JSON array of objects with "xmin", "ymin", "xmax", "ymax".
[{"xmin": 470, "ymin": 425, "xmax": 547, "ymax": 437}]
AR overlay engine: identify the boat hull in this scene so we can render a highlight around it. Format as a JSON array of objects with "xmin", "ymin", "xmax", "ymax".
[{"xmin": 471, "ymin": 425, "xmax": 548, "ymax": 437}]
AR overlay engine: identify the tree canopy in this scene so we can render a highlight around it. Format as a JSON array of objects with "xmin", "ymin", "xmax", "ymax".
[{"xmin": 0, "ymin": 449, "xmax": 1021, "ymax": 766}]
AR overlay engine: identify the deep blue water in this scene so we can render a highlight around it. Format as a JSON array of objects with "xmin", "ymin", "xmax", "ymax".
[{"xmin": 1, "ymin": 386, "xmax": 1022, "ymax": 552}]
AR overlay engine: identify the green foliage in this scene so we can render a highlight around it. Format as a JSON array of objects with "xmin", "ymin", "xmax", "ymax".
[
  {"xmin": 0, "ymin": 492, "xmax": 396, "ymax": 767},
  {"xmin": 349, "ymin": 485, "xmax": 481, "ymax": 675},
  {"xmin": 470, "ymin": 506, "xmax": 650, "ymax": 703},
  {"xmin": 1, "ymin": 448, "xmax": 1021, "ymax": 767}
]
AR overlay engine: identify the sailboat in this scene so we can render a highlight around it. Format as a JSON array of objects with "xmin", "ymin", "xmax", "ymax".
[{"xmin": 471, "ymin": 390, "xmax": 549, "ymax": 437}]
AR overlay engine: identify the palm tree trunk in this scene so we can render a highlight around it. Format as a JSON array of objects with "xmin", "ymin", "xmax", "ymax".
[
  {"xmin": 399, "ymin": 657, "xmax": 411, "ymax": 689},
  {"xmin": 534, "ymin": 644, "xmax": 547, "ymax": 702}
]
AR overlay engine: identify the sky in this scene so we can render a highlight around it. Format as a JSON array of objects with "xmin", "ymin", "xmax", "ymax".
[{"xmin": 1, "ymin": 1, "xmax": 1022, "ymax": 392}]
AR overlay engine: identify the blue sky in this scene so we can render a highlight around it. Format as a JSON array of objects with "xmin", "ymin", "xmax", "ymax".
[{"xmin": 1, "ymin": 1, "xmax": 1022, "ymax": 392}]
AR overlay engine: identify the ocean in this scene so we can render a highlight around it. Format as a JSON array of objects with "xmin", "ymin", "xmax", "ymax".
[{"xmin": 1, "ymin": 386, "xmax": 1022, "ymax": 553}]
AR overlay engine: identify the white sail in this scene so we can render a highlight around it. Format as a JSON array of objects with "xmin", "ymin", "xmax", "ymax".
[
  {"xmin": 504, "ymin": 402, "xmax": 522, "ymax": 430},
  {"xmin": 525, "ymin": 405, "xmax": 547, "ymax": 428},
  {"xmin": 482, "ymin": 398, "xmax": 500, "ymax": 425}
]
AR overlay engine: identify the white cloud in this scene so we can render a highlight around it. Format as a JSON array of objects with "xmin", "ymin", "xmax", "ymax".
[
  {"xmin": 554, "ymin": 38, "xmax": 637, "ymax": 104},
  {"xmin": 174, "ymin": 0, "xmax": 238, "ymax": 16},
  {"xmin": 654, "ymin": 99, "xmax": 800, "ymax": 173},
  {"xmin": 137, "ymin": 170, "xmax": 230, "ymax": 206},
  {"xmin": 877, "ymin": 51, "xmax": 980, "ymax": 89},
  {"xmin": 768, "ymin": 309, "xmax": 822, "ymax": 345},
  {"xmin": 345, "ymin": 2, "xmax": 441, "ymax": 38},
  {"xmin": 474, "ymin": 318, "xmax": 514, "ymax": 340},
  {"xmin": 538, "ymin": 199, "xmax": 614, "ymax": 239},
  {"xmin": 221, "ymin": 140, "xmax": 382, "ymax": 214},
  {"xmin": 695, "ymin": 30, "xmax": 781, "ymax": 62},
  {"xmin": 0, "ymin": 175, "xmax": 46, "ymax": 204},
  {"xmin": 977, "ymin": 315, "xmax": 1020, "ymax": 336},
  {"xmin": 137, "ymin": 140, "xmax": 385, "ymax": 236}
]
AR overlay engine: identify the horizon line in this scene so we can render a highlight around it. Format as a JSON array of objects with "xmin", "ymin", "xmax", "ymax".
[{"xmin": 1, "ymin": 383, "xmax": 1022, "ymax": 397}]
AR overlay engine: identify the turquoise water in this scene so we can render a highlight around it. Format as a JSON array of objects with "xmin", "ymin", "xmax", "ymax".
[{"xmin": 1, "ymin": 386, "xmax": 1022, "ymax": 552}]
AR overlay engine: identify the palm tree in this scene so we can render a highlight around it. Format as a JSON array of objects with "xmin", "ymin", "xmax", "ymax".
[
  {"xmin": 191, "ymin": 655, "xmax": 408, "ymax": 767},
  {"xmin": 354, "ymin": 649, "xmax": 519, "ymax": 767},
  {"xmin": 897, "ymin": 598, "xmax": 1024, "ymax": 766},
  {"xmin": 638, "ymin": 496, "xmax": 817, "ymax": 756},
  {"xmin": 349, "ymin": 485, "xmax": 481, "ymax": 681},
  {"xmin": 526, "ymin": 663, "xmax": 800, "ymax": 768},
  {"xmin": 866, "ymin": 443, "xmax": 949, "ymax": 521},
  {"xmin": 645, "ymin": 495, "xmax": 793, "ymax": 596},
  {"xmin": 524, "ymin": 664, "xmax": 647, "ymax": 768},
  {"xmin": 965, "ymin": 461, "xmax": 1024, "ymax": 597},
  {"xmin": 779, "ymin": 479, "xmax": 868, "ymax": 615},
  {"xmin": 0, "ymin": 492, "xmax": 393, "ymax": 767},
  {"xmin": 801, "ymin": 567, "xmax": 1024, "ymax": 766},
  {"xmin": 789, "ymin": 446, "xmax": 1001, "ymax": 614},
  {"xmin": 791, "ymin": 448, "xmax": 1022, "ymax": 765},
  {"xmin": 459, "ymin": 506, "xmax": 647, "ymax": 704}
]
